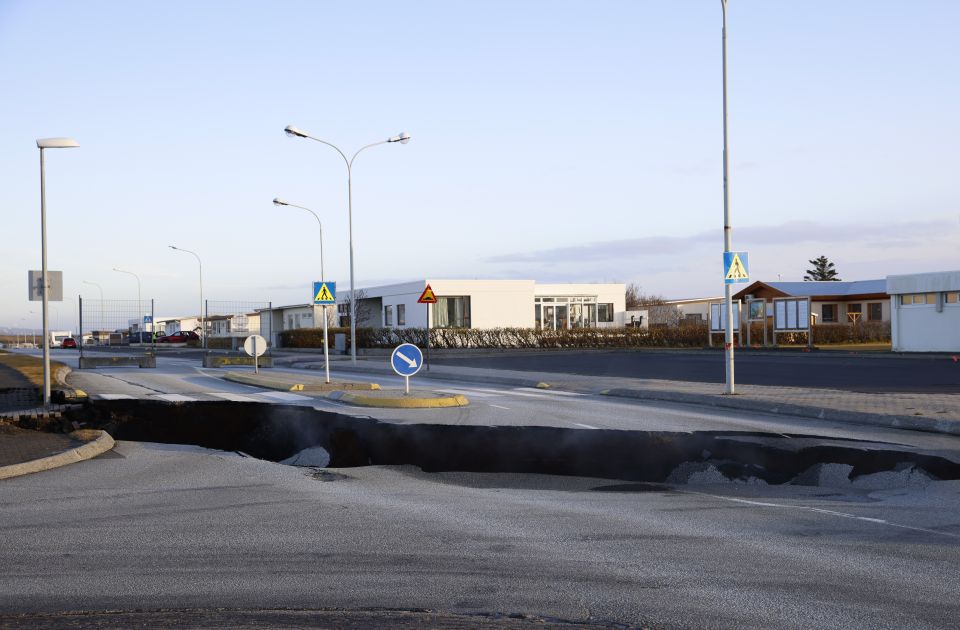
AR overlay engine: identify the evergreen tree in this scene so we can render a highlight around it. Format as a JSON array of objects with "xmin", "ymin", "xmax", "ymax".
[{"xmin": 804, "ymin": 256, "xmax": 841, "ymax": 281}]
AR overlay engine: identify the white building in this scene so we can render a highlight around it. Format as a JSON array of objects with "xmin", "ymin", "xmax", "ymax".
[
  {"xmin": 887, "ymin": 270, "xmax": 960, "ymax": 352},
  {"xmin": 266, "ymin": 280, "xmax": 628, "ymax": 345}
]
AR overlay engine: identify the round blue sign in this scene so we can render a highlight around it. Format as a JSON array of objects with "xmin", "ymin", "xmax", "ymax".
[{"xmin": 391, "ymin": 343, "xmax": 423, "ymax": 377}]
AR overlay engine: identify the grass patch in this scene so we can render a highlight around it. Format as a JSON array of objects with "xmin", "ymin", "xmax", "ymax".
[{"xmin": 0, "ymin": 354, "xmax": 68, "ymax": 389}]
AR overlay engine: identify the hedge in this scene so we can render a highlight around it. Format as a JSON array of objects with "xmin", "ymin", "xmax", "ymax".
[{"xmin": 281, "ymin": 322, "xmax": 891, "ymax": 350}]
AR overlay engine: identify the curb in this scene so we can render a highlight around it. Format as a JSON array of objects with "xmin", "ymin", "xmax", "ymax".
[
  {"xmin": 600, "ymin": 388, "xmax": 960, "ymax": 437},
  {"xmin": 326, "ymin": 391, "xmax": 470, "ymax": 409},
  {"xmin": 283, "ymin": 359, "xmax": 553, "ymax": 391},
  {"xmin": 0, "ymin": 429, "xmax": 115, "ymax": 480},
  {"xmin": 222, "ymin": 372, "xmax": 380, "ymax": 393}
]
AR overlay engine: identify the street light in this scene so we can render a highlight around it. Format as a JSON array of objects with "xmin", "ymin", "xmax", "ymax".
[
  {"xmin": 284, "ymin": 124, "xmax": 410, "ymax": 364},
  {"xmin": 112, "ymin": 267, "xmax": 142, "ymax": 334},
  {"xmin": 36, "ymin": 136, "xmax": 79, "ymax": 405},
  {"xmin": 168, "ymin": 245, "xmax": 204, "ymax": 348},
  {"xmin": 719, "ymin": 0, "xmax": 736, "ymax": 395},
  {"xmin": 273, "ymin": 197, "xmax": 330, "ymax": 383}
]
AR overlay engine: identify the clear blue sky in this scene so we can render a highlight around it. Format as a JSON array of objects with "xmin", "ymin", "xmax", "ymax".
[{"xmin": 2, "ymin": 1, "xmax": 958, "ymax": 328}]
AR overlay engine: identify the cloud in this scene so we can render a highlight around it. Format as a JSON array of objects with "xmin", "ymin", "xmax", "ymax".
[{"xmin": 486, "ymin": 218, "xmax": 955, "ymax": 265}]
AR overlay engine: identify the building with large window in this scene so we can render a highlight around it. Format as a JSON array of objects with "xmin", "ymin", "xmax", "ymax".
[
  {"xmin": 887, "ymin": 270, "xmax": 960, "ymax": 352},
  {"xmin": 266, "ymin": 280, "xmax": 628, "ymax": 344},
  {"xmin": 732, "ymin": 280, "xmax": 889, "ymax": 324}
]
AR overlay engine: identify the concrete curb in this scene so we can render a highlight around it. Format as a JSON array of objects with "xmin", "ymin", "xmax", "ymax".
[
  {"xmin": 222, "ymin": 372, "xmax": 380, "ymax": 393},
  {"xmin": 600, "ymin": 388, "xmax": 960, "ymax": 437},
  {"xmin": 0, "ymin": 429, "xmax": 115, "ymax": 480},
  {"xmin": 282, "ymin": 359, "xmax": 553, "ymax": 391},
  {"xmin": 327, "ymin": 391, "xmax": 470, "ymax": 409}
]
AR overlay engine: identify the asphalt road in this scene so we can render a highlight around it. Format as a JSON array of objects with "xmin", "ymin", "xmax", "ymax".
[
  {"xmin": 1, "ymin": 442, "xmax": 958, "ymax": 629},
  {"xmin": 433, "ymin": 350, "xmax": 960, "ymax": 393},
  {"xmin": 49, "ymin": 355, "xmax": 960, "ymax": 457}
]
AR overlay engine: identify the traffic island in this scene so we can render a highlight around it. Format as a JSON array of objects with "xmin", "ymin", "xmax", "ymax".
[
  {"xmin": 222, "ymin": 371, "xmax": 380, "ymax": 393},
  {"xmin": 326, "ymin": 389, "xmax": 470, "ymax": 408},
  {"xmin": 0, "ymin": 426, "xmax": 115, "ymax": 480}
]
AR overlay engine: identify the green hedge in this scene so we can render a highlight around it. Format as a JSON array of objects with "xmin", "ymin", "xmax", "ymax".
[{"xmin": 281, "ymin": 325, "xmax": 710, "ymax": 349}]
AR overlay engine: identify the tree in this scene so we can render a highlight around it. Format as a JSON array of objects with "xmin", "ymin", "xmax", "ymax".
[
  {"xmin": 804, "ymin": 256, "xmax": 841, "ymax": 281},
  {"xmin": 625, "ymin": 285, "xmax": 682, "ymax": 326}
]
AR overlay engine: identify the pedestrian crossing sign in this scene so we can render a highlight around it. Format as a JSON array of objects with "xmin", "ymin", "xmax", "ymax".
[
  {"xmin": 723, "ymin": 252, "xmax": 749, "ymax": 284},
  {"xmin": 313, "ymin": 281, "xmax": 336, "ymax": 304}
]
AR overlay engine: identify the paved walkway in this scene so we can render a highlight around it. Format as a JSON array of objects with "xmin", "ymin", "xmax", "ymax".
[
  {"xmin": 275, "ymin": 352, "xmax": 960, "ymax": 435},
  {"xmin": 0, "ymin": 424, "xmax": 85, "ymax": 468}
]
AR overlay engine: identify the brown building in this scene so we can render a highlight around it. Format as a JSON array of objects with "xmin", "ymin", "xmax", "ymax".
[{"xmin": 732, "ymin": 280, "xmax": 889, "ymax": 324}]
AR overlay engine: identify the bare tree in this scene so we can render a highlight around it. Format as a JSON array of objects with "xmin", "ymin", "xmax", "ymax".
[{"xmin": 630, "ymin": 290, "xmax": 682, "ymax": 327}]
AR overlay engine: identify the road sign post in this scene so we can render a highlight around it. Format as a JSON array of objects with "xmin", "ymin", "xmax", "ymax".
[
  {"xmin": 313, "ymin": 281, "xmax": 336, "ymax": 384},
  {"xmin": 244, "ymin": 334, "xmax": 268, "ymax": 374},
  {"xmin": 391, "ymin": 343, "xmax": 423, "ymax": 395},
  {"xmin": 418, "ymin": 285, "xmax": 437, "ymax": 372}
]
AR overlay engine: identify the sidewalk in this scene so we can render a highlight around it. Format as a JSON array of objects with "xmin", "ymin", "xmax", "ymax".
[{"xmin": 274, "ymin": 351, "xmax": 960, "ymax": 436}]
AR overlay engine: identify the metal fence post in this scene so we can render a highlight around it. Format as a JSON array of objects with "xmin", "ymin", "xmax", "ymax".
[
  {"xmin": 151, "ymin": 299, "xmax": 156, "ymax": 352},
  {"xmin": 204, "ymin": 299, "xmax": 208, "ymax": 351},
  {"xmin": 268, "ymin": 301, "xmax": 273, "ymax": 355},
  {"xmin": 78, "ymin": 295, "xmax": 84, "ymax": 360}
]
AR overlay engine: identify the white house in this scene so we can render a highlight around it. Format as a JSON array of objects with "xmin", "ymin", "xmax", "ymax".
[
  {"xmin": 887, "ymin": 270, "xmax": 960, "ymax": 352},
  {"xmin": 266, "ymin": 280, "xmax": 628, "ymax": 343}
]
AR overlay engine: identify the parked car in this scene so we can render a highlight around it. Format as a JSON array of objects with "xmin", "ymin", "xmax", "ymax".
[
  {"xmin": 157, "ymin": 330, "xmax": 200, "ymax": 344},
  {"xmin": 60, "ymin": 338, "xmax": 78, "ymax": 349}
]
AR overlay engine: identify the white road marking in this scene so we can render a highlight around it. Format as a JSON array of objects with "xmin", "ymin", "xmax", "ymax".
[
  {"xmin": 489, "ymin": 404, "xmax": 511, "ymax": 410},
  {"xmin": 696, "ymin": 493, "xmax": 960, "ymax": 540},
  {"xmin": 257, "ymin": 391, "xmax": 313, "ymax": 402},
  {"xmin": 154, "ymin": 394, "xmax": 197, "ymax": 403},
  {"xmin": 516, "ymin": 387, "xmax": 585, "ymax": 397},
  {"xmin": 206, "ymin": 392, "xmax": 260, "ymax": 403},
  {"xmin": 95, "ymin": 394, "xmax": 135, "ymax": 400},
  {"xmin": 572, "ymin": 422, "xmax": 599, "ymax": 430}
]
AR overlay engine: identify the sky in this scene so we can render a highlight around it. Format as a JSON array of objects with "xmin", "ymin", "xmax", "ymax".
[{"xmin": 1, "ymin": 1, "xmax": 958, "ymax": 329}]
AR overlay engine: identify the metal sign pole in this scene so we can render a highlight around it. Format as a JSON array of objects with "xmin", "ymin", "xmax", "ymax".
[
  {"xmin": 322, "ymin": 304, "xmax": 330, "ymax": 384},
  {"xmin": 426, "ymin": 302, "xmax": 431, "ymax": 371},
  {"xmin": 254, "ymin": 336, "xmax": 259, "ymax": 374},
  {"xmin": 405, "ymin": 374, "xmax": 410, "ymax": 395}
]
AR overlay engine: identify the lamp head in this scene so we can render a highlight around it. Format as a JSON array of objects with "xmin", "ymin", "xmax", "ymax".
[
  {"xmin": 388, "ymin": 132, "xmax": 411, "ymax": 144},
  {"xmin": 168, "ymin": 245, "xmax": 178, "ymax": 250},
  {"xmin": 272, "ymin": 197, "xmax": 289, "ymax": 206},
  {"xmin": 284, "ymin": 125, "xmax": 308, "ymax": 138},
  {"xmin": 36, "ymin": 137, "xmax": 80, "ymax": 149}
]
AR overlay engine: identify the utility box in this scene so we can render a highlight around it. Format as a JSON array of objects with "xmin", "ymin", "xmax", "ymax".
[{"xmin": 334, "ymin": 333, "xmax": 347, "ymax": 354}]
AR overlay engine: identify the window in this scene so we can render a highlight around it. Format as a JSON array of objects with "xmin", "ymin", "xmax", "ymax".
[
  {"xmin": 338, "ymin": 303, "xmax": 350, "ymax": 327},
  {"xmin": 287, "ymin": 315, "xmax": 294, "ymax": 329},
  {"xmin": 598, "ymin": 303, "xmax": 614, "ymax": 323},
  {"xmin": 434, "ymin": 296, "xmax": 471, "ymax": 328},
  {"xmin": 945, "ymin": 292, "xmax": 959, "ymax": 304},
  {"xmin": 900, "ymin": 293, "xmax": 937, "ymax": 305},
  {"xmin": 846, "ymin": 303, "xmax": 862, "ymax": 323},
  {"xmin": 384, "ymin": 305, "xmax": 393, "ymax": 326},
  {"xmin": 397, "ymin": 304, "xmax": 406, "ymax": 326},
  {"xmin": 868, "ymin": 303, "xmax": 883, "ymax": 321},
  {"xmin": 821, "ymin": 304, "xmax": 837, "ymax": 323}
]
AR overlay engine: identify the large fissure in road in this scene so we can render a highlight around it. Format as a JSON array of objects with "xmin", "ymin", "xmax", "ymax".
[{"xmin": 64, "ymin": 400, "xmax": 960, "ymax": 486}]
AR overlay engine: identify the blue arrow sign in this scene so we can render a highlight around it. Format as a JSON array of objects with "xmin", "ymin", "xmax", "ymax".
[{"xmin": 391, "ymin": 343, "xmax": 423, "ymax": 377}]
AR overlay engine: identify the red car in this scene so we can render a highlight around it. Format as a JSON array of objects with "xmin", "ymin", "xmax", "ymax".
[
  {"xmin": 60, "ymin": 338, "xmax": 78, "ymax": 349},
  {"xmin": 157, "ymin": 330, "xmax": 200, "ymax": 344}
]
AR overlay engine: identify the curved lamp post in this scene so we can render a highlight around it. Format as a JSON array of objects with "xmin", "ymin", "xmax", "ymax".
[
  {"xmin": 169, "ymin": 245, "xmax": 204, "ymax": 348},
  {"xmin": 112, "ymin": 267, "xmax": 142, "ymax": 332},
  {"xmin": 284, "ymin": 125, "xmax": 410, "ymax": 364},
  {"xmin": 274, "ymin": 197, "xmax": 330, "ymax": 383},
  {"xmin": 36, "ymin": 136, "xmax": 79, "ymax": 405}
]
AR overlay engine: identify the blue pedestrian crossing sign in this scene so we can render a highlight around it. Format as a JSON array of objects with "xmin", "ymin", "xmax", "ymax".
[
  {"xmin": 313, "ymin": 281, "xmax": 336, "ymax": 304},
  {"xmin": 723, "ymin": 252, "xmax": 750, "ymax": 284},
  {"xmin": 391, "ymin": 343, "xmax": 423, "ymax": 377}
]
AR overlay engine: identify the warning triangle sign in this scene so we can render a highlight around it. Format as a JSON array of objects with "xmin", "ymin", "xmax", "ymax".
[
  {"xmin": 417, "ymin": 284, "xmax": 438, "ymax": 304},
  {"xmin": 725, "ymin": 253, "xmax": 748, "ymax": 281},
  {"xmin": 314, "ymin": 283, "xmax": 335, "ymax": 303}
]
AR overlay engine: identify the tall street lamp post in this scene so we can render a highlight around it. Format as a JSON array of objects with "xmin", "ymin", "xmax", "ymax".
[
  {"xmin": 274, "ymin": 197, "xmax": 330, "ymax": 383},
  {"xmin": 36, "ymin": 137, "xmax": 78, "ymax": 405},
  {"xmin": 284, "ymin": 125, "xmax": 410, "ymax": 365},
  {"xmin": 112, "ymin": 268, "xmax": 142, "ymax": 333},
  {"xmin": 169, "ymin": 246, "xmax": 204, "ymax": 348},
  {"xmin": 720, "ymin": 0, "xmax": 736, "ymax": 395}
]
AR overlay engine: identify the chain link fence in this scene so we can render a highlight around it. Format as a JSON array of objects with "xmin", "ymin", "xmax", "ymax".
[{"xmin": 78, "ymin": 297, "xmax": 157, "ymax": 367}]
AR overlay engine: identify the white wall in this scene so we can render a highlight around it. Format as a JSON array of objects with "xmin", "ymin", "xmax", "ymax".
[
  {"xmin": 889, "ymin": 271, "xmax": 960, "ymax": 352},
  {"xmin": 433, "ymin": 279, "xmax": 535, "ymax": 328}
]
